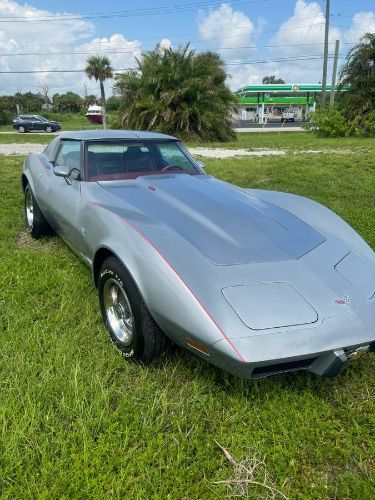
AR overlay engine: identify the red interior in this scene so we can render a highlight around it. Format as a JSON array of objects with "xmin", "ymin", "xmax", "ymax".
[{"xmin": 87, "ymin": 169, "xmax": 198, "ymax": 182}]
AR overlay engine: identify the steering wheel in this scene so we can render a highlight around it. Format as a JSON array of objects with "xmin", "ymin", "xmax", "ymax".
[{"xmin": 161, "ymin": 164, "xmax": 184, "ymax": 172}]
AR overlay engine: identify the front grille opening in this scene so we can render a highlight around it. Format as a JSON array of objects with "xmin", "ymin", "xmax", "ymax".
[{"xmin": 251, "ymin": 357, "xmax": 318, "ymax": 379}]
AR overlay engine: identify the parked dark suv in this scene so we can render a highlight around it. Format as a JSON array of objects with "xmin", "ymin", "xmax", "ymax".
[{"xmin": 13, "ymin": 115, "xmax": 61, "ymax": 133}]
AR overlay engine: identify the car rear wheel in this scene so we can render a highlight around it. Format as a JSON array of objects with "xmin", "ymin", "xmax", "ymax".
[
  {"xmin": 98, "ymin": 256, "xmax": 171, "ymax": 364},
  {"xmin": 45, "ymin": 125, "xmax": 53, "ymax": 133},
  {"xmin": 18, "ymin": 126, "xmax": 25, "ymax": 133},
  {"xmin": 24, "ymin": 185, "xmax": 51, "ymax": 238}
]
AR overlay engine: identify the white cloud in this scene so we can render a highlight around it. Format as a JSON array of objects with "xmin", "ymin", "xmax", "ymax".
[
  {"xmin": 198, "ymin": 3, "xmax": 256, "ymax": 60},
  {"xmin": 230, "ymin": 1, "xmax": 375, "ymax": 88},
  {"xmin": 344, "ymin": 11, "xmax": 375, "ymax": 43},
  {"xmin": 266, "ymin": 2, "xmax": 375, "ymax": 85},
  {"xmin": 1, "ymin": 0, "xmax": 374, "ymax": 96},
  {"xmin": 196, "ymin": 0, "xmax": 337, "ymax": 88},
  {"xmin": 270, "ymin": 0, "xmax": 341, "ymax": 58},
  {"xmin": 0, "ymin": 1, "xmax": 141, "ymax": 96},
  {"xmin": 158, "ymin": 38, "xmax": 172, "ymax": 50},
  {"xmin": 77, "ymin": 35, "xmax": 141, "ymax": 94}
]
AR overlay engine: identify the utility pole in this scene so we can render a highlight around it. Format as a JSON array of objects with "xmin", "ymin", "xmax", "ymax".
[
  {"xmin": 329, "ymin": 39, "xmax": 340, "ymax": 109},
  {"xmin": 321, "ymin": 0, "xmax": 330, "ymax": 106}
]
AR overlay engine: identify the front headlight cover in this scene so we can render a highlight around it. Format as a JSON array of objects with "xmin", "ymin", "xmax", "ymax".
[
  {"xmin": 222, "ymin": 282, "xmax": 318, "ymax": 330},
  {"xmin": 335, "ymin": 252, "xmax": 375, "ymax": 299}
]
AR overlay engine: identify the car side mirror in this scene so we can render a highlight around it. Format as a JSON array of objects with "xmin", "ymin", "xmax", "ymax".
[
  {"xmin": 54, "ymin": 164, "xmax": 71, "ymax": 178},
  {"xmin": 197, "ymin": 160, "xmax": 205, "ymax": 169},
  {"xmin": 53, "ymin": 165, "xmax": 80, "ymax": 184}
]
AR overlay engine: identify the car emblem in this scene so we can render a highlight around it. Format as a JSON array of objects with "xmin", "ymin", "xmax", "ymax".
[{"xmin": 334, "ymin": 295, "xmax": 350, "ymax": 305}]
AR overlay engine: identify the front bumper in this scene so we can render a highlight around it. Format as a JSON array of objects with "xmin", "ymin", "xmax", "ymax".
[{"xmin": 211, "ymin": 299, "xmax": 375, "ymax": 379}]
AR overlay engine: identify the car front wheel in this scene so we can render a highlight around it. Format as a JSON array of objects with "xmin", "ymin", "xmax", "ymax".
[
  {"xmin": 98, "ymin": 256, "xmax": 171, "ymax": 364},
  {"xmin": 18, "ymin": 126, "xmax": 25, "ymax": 133},
  {"xmin": 45, "ymin": 125, "xmax": 53, "ymax": 133},
  {"xmin": 24, "ymin": 185, "xmax": 51, "ymax": 238}
]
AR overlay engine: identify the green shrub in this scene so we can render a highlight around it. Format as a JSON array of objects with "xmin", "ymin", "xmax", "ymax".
[
  {"xmin": 43, "ymin": 112, "xmax": 74, "ymax": 122},
  {"xmin": 357, "ymin": 110, "xmax": 375, "ymax": 137},
  {"xmin": 0, "ymin": 109, "xmax": 13, "ymax": 125},
  {"xmin": 113, "ymin": 44, "xmax": 237, "ymax": 142},
  {"xmin": 304, "ymin": 108, "xmax": 368, "ymax": 137}
]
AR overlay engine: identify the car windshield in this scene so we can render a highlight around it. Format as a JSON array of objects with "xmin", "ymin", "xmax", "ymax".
[{"xmin": 85, "ymin": 140, "xmax": 200, "ymax": 181}]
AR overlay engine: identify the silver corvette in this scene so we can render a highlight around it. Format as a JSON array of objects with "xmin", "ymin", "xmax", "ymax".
[{"xmin": 22, "ymin": 131, "xmax": 375, "ymax": 378}]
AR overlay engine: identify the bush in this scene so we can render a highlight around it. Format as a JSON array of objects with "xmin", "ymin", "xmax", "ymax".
[
  {"xmin": 0, "ymin": 109, "xmax": 13, "ymax": 125},
  {"xmin": 43, "ymin": 112, "xmax": 74, "ymax": 122},
  {"xmin": 356, "ymin": 110, "xmax": 375, "ymax": 137},
  {"xmin": 304, "ymin": 108, "xmax": 362, "ymax": 137},
  {"xmin": 113, "ymin": 44, "xmax": 237, "ymax": 142},
  {"xmin": 106, "ymin": 96, "xmax": 121, "ymax": 112},
  {"xmin": 52, "ymin": 92, "xmax": 83, "ymax": 113}
]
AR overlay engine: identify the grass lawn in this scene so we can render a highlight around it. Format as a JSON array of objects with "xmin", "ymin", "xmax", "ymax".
[
  {"xmin": 0, "ymin": 113, "xmax": 116, "ymax": 133},
  {"xmin": 0, "ymin": 133, "xmax": 374, "ymax": 498}
]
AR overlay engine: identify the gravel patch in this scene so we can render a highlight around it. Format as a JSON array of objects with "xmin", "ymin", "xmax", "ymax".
[
  {"xmin": 0, "ymin": 143, "xmax": 367, "ymax": 159},
  {"xmin": 0, "ymin": 143, "xmax": 45, "ymax": 155},
  {"xmin": 189, "ymin": 147, "xmax": 286, "ymax": 158},
  {"xmin": 1, "ymin": 144, "xmax": 287, "ymax": 158}
]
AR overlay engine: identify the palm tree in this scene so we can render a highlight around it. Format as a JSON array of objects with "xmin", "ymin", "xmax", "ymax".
[
  {"xmin": 113, "ymin": 44, "xmax": 237, "ymax": 141},
  {"xmin": 85, "ymin": 55, "xmax": 113, "ymax": 129},
  {"xmin": 339, "ymin": 33, "xmax": 375, "ymax": 118}
]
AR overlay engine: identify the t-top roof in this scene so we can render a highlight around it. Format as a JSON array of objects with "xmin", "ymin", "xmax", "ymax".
[{"xmin": 58, "ymin": 130, "xmax": 178, "ymax": 141}]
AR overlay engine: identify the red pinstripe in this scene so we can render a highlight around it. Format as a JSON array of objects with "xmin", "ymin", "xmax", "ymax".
[{"xmin": 92, "ymin": 202, "xmax": 244, "ymax": 361}]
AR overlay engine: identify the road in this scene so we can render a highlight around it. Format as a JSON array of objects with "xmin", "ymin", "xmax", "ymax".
[
  {"xmin": 234, "ymin": 119, "xmax": 305, "ymax": 132},
  {"xmin": 0, "ymin": 120, "xmax": 306, "ymax": 136}
]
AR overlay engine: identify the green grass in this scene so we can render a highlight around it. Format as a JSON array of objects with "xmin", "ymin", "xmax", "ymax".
[
  {"xmin": 0, "ymin": 133, "xmax": 52, "ymax": 144},
  {"xmin": 0, "ymin": 134, "xmax": 374, "ymax": 498},
  {"xmin": 187, "ymin": 130, "xmax": 375, "ymax": 151},
  {"xmin": 0, "ymin": 113, "xmax": 113, "ymax": 133}
]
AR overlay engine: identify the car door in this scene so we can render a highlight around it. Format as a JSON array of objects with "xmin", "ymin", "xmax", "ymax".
[
  {"xmin": 36, "ymin": 139, "xmax": 84, "ymax": 252},
  {"xmin": 20, "ymin": 116, "xmax": 30, "ymax": 131},
  {"xmin": 31, "ymin": 116, "xmax": 43, "ymax": 131}
]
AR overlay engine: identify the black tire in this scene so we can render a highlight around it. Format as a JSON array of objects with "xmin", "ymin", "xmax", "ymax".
[
  {"xmin": 24, "ymin": 184, "xmax": 51, "ymax": 239},
  {"xmin": 18, "ymin": 125, "xmax": 25, "ymax": 133},
  {"xmin": 45, "ymin": 125, "xmax": 53, "ymax": 133},
  {"xmin": 98, "ymin": 256, "xmax": 171, "ymax": 364}
]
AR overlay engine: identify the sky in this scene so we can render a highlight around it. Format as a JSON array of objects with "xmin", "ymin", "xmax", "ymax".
[{"xmin": 0, "ymin": 0, "xmax": 374, "ymax": 98}]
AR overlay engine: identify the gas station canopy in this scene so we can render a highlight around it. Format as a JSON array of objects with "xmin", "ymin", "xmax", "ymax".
[{"xmin": 234, "ymin": 84, "xmax": 348, "ymax": 123}]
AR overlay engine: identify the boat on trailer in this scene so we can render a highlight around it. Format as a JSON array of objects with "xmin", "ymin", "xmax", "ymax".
[{"xmin": 85, "ymin": 105, "xmax": 104, "ymax": 124}]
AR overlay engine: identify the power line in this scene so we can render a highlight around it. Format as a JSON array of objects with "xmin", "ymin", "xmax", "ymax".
[
  {"xmin": 226, "ymin": 54, "xmax": 343, "ymax": 66},
  {"xmin": 0, "ymin": 0, "xmax": 271, "ymax": 23},
  {"xmin": 331, "ymin": 23, "xmax": 375, "ymax": 31},
  {"xmin": 0, "ymin": 22, "xmax": 328, "ymax": 53},
  {"xmin": 0, "ymin": 54, "xmax": 345, "ymax": 74},
  {"xmin": 0, "ymin": 42, "xmax": 357, "ymax": 58},
  {"xmin": 0, "ymin": 4, "xmax": 370, "ymax": 23},
  {"xmin": 0, "ymin": 15, "xmax": 330, "ymax": 50},
  {"xmin": 2, "ymin": 13, "xmax": 362, "ymax": 52}
]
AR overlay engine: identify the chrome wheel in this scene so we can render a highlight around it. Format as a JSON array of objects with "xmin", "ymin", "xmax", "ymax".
[
  {"xmin": 103, "ymin": 278, "xmax": 134, "ymax": 346},
  {"xmin": 25, "ymin": 188, "xmax": 34, "ymax": 230}
]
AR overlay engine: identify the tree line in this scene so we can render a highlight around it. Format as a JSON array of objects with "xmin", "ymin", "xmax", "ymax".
[
  {"xmin": 0, "ymin": 91, "xmax": 121, "ymax": 115},
  {"xmin": 1, "ymin": 33, "xmax": 373, "ymax": 139}
]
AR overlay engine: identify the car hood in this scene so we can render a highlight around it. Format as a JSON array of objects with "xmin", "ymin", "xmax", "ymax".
[{"xmin": 98, "ymin": 174, "xmax": 325, "ymax": 265}]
